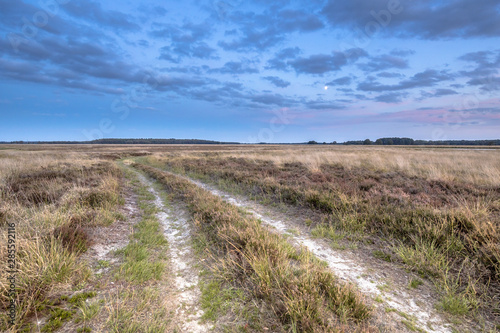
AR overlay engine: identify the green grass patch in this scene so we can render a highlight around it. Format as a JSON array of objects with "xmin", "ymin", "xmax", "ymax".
[
  {"xmin": 408, "ymin": 278, "xmax": 424, "ymax": 289},
  {"xmin": 41, "ymin": 308, "xmax": 75, "ymax": 332},
  {"xmin": 373, "ymin": 250, "xmax": 393, "ymax": 262}
]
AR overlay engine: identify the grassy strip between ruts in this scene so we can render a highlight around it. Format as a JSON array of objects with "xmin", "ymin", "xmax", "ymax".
[
  {"xmin": 134, "ymin": 163, "xmax": 372, "ymax": 333},
  {"xmin": 102, "ymin": 164, "xmax": 175, "ymax": 333}
]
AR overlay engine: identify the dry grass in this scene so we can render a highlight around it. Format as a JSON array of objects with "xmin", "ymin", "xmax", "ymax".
[
  {"xmin": 135, "ymin": 163, "xmax": 372, "ymax": 332},
  {"xmin": 0, "ymin": 151, "xmax": 124, "ymax": 331},
  {"xmin": 2, "ymin": 144, "xmax": 499, "ymax": 331},
  {"xmin": 140, "ymin": 148, "xmax": 500, "ymax": 325},
  {"xmin": 147, "ymin": 145, "xmax": 500, "ymax": 186}
]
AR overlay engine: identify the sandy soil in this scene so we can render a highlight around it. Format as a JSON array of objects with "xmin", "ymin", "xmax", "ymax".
[{"xmin": 135, "ymin": 172, "xmax": 211, "ymax": 333}]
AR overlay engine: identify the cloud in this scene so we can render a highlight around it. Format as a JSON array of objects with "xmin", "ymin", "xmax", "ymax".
[
  {"xmin": 322, "ymin": 0, "xmax": 500, "ymax": 39},
  {"xmin": 152, "ymin": 21, "xmax": 217, "ymax": 62},
  {"xmin": 159, "ymin": 43, "xmax": 217, "ymax": 63},
  {"xmin": 218, "ymin": 9, "xmax": 324, "ymax": 51},
  {"xmin": 390, "ymin": 49, "xmax": 415, "ymax": 57},
  {"xmin": 458, "ymin": 50, "xmax": 500, "ymax": 77},
  {"xmin": 374, "ymin": 92, "xmax": 408, "ymax": 103},
  {"xmin": 265, "ymin": 47, "xmax": 302, "ymax": 71},
  {"xmin": 277, "ymin": 9, "xmax": 324, "ymax": 32},
  {"xmin": 63, "ymin": 0, "xmax": 140, "ymax": 31},
  {"xmin": 325, "ymin": 76, "xmax": 352, "ymax": 86},
  {"xmin": 458, "ymin": 49, "xmax": 500, "ymax": 92},
  {"xmin": 467, "ymin": 77, "xmax": 500, "ymax": 92},
  {"xmin": 263, "ymin": 76, "xmax": 291, "ymax": 88},
  {"xmin": 0, "ymin": 0, "xmax": 103, "ymax": 38},
  {"xmin": 358, "ymin": 69, "xmax": 454, "ymax": 92},
  {"xmin": 433, "ymin": 88, "xmax": 459, "ymax": 96},
  {"xmin": 250, "ymin": 93, "xmax": 295, "ymax": 106},
  {"xmin": 358, "ymin": 54, "xmax": 409, "ymax": 72},
  {"xmin": 210, "ymin": 61, "xmax": 259, "ymax": 74},
  {"xmin": 377, "ymin": 72, "xmax": 404, "ymax": 78},
  {"xmin": 289, "ymin": 48, "xmax": 367, "ymax": 74},
  {"xmin": 417, "ymin": 88, "xmax": 458, "ymax": 101},
  {"xmin": 304, "ymin": 100, "xmax": 345, "ymax": 110}
]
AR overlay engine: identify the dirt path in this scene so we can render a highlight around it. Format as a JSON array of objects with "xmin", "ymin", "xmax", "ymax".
[
  {"xmin": 163, "ymin": 171, "xmax": 460, "ymax": 333},
  {"xmin": 134, "ymin": 170, "xmax": 210, "ymax": 333}
]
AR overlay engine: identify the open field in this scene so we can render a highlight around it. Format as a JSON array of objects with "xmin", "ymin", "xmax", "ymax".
[{"xmin": 1, "ymin": 145, "xmax": 499, "ymax": 332}]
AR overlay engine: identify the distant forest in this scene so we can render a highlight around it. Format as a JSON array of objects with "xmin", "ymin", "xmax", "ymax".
[
  {"xmin": 1, "ymin": 137, "xmax": 499, "ymax": 145},
  {"xmin": 2, "ymin": 138, "xmax": 240, "ymax": 145},
  {"xmin": 337, "ymin": 137, "xmax": 500, "ymax": 146}
]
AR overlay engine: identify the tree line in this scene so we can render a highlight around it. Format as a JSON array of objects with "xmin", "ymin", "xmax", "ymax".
[
  {"xmin": 1, "ymin": 138, "xmax": 239, "ymax": 145},
  {"xmin": 339, "ymin": 137, "xmax": 500, "ymax": 146}
]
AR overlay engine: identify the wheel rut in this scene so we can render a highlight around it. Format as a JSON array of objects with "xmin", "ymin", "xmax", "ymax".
[{"xmin": 133, "ymin": 169, "xmax": 210, "ymax": 333}]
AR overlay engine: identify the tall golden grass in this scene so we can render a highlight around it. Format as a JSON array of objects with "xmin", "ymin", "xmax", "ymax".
[
  {"xmin": 158, "ymin": 146, "xmax": 500, "ymax": 186},
  {"xmin": 0, "ymin": 151, "xmax": 123, "ymax": 331}
]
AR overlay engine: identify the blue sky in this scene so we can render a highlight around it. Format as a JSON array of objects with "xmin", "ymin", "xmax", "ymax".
[{"xmin": 0, "ymin": 0, "xmax": 499, "ymax": 142}]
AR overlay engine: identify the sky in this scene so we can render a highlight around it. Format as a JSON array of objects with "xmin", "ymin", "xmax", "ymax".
[{"xmin": 0, "ymin": 0, "xmax": 499, "ymax": 143}]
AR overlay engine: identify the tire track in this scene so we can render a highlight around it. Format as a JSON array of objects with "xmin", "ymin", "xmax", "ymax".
[{"xmin": 133, "ymin": 169, "xmax": 210, "ymax": 333}]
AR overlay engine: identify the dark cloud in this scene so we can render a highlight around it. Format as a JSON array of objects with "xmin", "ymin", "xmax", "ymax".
[
  {"xmin": 322, "ymin": 0, "xmax": 500, "ymax": 39},
  {"xmin": 277, "ymin": 10, "xmax": 324, "ymax": 32},
  {"xmin": 159, "ymin": 43, "xmax": 217, "ymax": 63},
  {"xmin": 458, "ymin": 50, "xmax": 500, "ymax": 92},
  {"xmin": 325, "ymin": 76, "xmax": 352, "ymax": 86},
  {"xmin": 0, "ymin": 0, "xmax": 105, "ymax": 39},
  {"xmin": 218, "ymin": 9, "xmax": 324, "ymax": 52},
  {"xmin": 417, "ymin": 88, "xmax": 458, "ymax": 101},
  {"xmin": 289, "ymin": 54, "xmax": 345, "ymax": 74},
  {"xmin": 154, "ymin": 75, "xmax": 209, "ymax": 92},
  {"xmin": 390, "ymin": 49, "xmax": 415, "ymax": 57},
  {"xmin": 304, "ymin": 100, "xmax": 345, "ymax": 110},
  {"xmin": 358, "ymin": 69, "xmax": 454, "ymax": 92},
  {"xmin": 289, "ymin": 48, "xmax": 368, "ymax": 74},
  {"xmin": 209, "ymin": 61, "xmax": 259, "ymax": 74},
  {"xmin": 358, "ymin": 54, "xmax": 408, "ymax": 72},
  {"xmin": 433, "ymin": 88, "xmax": 459, "ymax": 96},
  {"xmin": 263, "ymin": 76, "xmax": 291, "ymax": 88},
  {"xmin": 375, "ymin": 92, "xmax": 408, "ymax": 103},
  {"xmin": 448, "ymin": 107, "xmax": 500, "ymax": 114},
  {"xmin": 0, "ymin": 57, "xmax": 124, "ymax": 94},
  {"xmin": 250, "ymin": 93, "xmax": 295, "ymax": 106},
  {"xmin": 265, "ymin": 47, "xmax": 302, "ymax": 71},
  {"xmin": 377, "ymin": 72, "xmax": 404, "ymax": 78},
  {"xmin": 152, "ymin": 22, "xmax": 217, "ymax": 62},
  {"xmin": 467, "ymin": 76, "xmax": 500, "ymax": 92},
  {"xmin": 64, "ymin": 0, "xmax": 140, "ymax": 31},
  {"xmin": 459, "ymin": 50, "xmax": 500, "ymax": 77},
  {"xmin": 160, "ymin": 65, "xmax": 209, "ymax": 75}
]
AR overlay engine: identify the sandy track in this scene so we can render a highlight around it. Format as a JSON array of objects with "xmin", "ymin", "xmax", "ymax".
[
  {"xmin": 165, "ymin": 171, "xmax": 458, "ymax": 333},
  {"xmin": 134, "ymin": 170, "xmax": 210, "ymax": 333}
]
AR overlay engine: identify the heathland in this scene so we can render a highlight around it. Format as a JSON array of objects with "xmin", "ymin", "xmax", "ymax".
[{"xmin": 0, "ymin": 144, "xmax": 499, "ymax": 332}]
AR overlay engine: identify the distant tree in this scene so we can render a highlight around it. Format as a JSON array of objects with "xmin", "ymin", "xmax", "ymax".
[
  {"xmin": 331, "ymin": 141, "xmax": 337, "ymax": 145},
  {"xmin": 363, "ymin": 139, "xmax": 372, "ymax": 145},
  {"xmin": 307, "ymin": 140, "xmax": 318, "ymax": 145}
]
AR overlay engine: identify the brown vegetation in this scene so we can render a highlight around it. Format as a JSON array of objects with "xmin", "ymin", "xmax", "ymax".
[
  {"xmin": 141, "ymin": 148, "xmax": 500, "ymax": 324},
  {"xmin": 0, "ymin": 151, "xmax": 123, "ymax": 331}
]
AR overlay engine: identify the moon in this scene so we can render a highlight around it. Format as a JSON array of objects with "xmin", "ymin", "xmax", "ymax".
[{"xmin": 324, "ymin": 86, "xmax": 328, "ymax": 90}]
